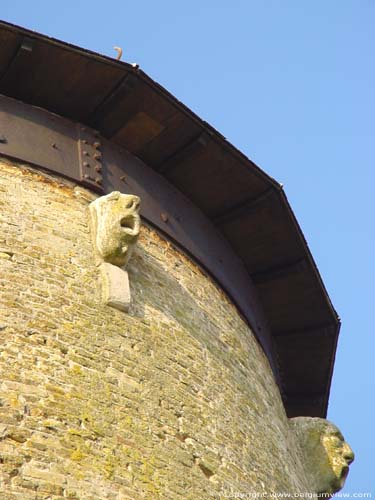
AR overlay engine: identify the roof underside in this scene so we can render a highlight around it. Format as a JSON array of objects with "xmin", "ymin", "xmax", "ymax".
[{"xmin": 0, "ymin": 20, "xmax": 340, "ymax": 417}]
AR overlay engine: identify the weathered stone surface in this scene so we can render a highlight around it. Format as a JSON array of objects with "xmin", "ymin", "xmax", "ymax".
[
  {"xmin": 0, "ymin": 157, "xmax": 343, "ymax": 499},
  {"xmin": 89, "ymin": 191, "xmax": 140, "ymax": 267},
  {"xmin": 100, "ymin": 263, "xmax": 131, "ymax": 312},
  {"xmin": 89, "ymin": 191, "xmax": 140, "ymax": 313},
  {"xmin": 290, "ymin": 417, "xmax": 354, "ymax": 497}
]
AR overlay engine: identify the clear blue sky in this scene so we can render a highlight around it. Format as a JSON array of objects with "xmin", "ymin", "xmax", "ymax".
[{"xmin": 2, "ymin": 1, "xmax": 374, "ymax": 496}]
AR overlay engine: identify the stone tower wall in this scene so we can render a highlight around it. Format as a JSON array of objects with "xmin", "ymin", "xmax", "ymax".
[{"xmin": 0, "ymin": 158, "xmax": 310, "ymax": 499}]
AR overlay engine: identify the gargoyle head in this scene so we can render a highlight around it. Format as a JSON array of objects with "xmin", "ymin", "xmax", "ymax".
[
  {"xmin": 89, "ymin": 191, "xmax": 141, "ymax": 267},
  {"xmin": 290, "ymin": 417, "xmax": 354, "ymax": 497}
]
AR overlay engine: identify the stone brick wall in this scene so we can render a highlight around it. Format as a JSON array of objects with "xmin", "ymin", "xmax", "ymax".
[{"xmin": 0, "ymin": 157, "xmax": 310, "ymax": 499}]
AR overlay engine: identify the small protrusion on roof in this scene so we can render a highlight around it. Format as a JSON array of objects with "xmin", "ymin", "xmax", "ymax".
[{"xmin": 113, "ymin": 46, "xmax": 123, "ymax": 60}]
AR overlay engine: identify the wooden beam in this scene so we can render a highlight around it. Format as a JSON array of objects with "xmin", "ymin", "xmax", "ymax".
[
  {"xmin": 89, "ymin": 73, "xmax": 139, "ymax": 134},
  {"xmin": 213, "ymin": 187, "xmax": 276, "ymax": 226},
  {"xmin": 251, "ymin": 258, "xmax": 308, "ymax": 285},
  {"xmin": 273, "ymin": 323, "xmax": 337, "ymax": 338},
  {"xmin": 284, "ymin": 392, "xmax": 325, "ymax": 406},
  {"xmin": 283, "ymin": 392, "xmax": 326, "ymax": 417},
  {"xmin": 157, "ymin": 132, "xmax": 209, "ymax": 174}
]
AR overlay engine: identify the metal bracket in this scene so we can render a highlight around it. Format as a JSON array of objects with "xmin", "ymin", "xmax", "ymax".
[
  {"xmin": 20, "ymin": 37, "xmax": 34, "ymax": 52},
  {"xmin": 77, "ymin": 124, "xmax": 104, "ymax": 192}
]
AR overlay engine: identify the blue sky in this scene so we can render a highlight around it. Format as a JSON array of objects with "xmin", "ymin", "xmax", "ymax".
[{"xmin": 2, "ymin": 1, "xmax": 374, "ymax": 496}]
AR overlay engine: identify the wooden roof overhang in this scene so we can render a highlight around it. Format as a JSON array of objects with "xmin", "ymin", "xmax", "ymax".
[{"xmin": 0, "ymin": 20, "xmax": 340, "ymax": 417}]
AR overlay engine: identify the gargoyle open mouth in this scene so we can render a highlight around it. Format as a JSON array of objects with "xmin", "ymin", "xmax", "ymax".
[
  {"xmin": 120, "ymin": 215, "xmax": 140, "ymax": 236},
  {"xmin": 340, "ymin": 465, "xmax": 349, "ymax": 481}
]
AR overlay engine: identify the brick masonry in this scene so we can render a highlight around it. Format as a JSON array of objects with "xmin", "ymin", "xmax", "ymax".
[{"xmin": 0, "ymin": 158, "xmax": 310, "ymax": 499}]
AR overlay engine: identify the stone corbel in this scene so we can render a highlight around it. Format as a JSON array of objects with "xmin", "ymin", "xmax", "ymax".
[{"xmin": 89, "ymin": 191, "xmax": 141, "ymax": 312}]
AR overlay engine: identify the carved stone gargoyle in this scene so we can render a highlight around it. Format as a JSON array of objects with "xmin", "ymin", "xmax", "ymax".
[
  {"xmin": 290, "ymin": 417, "xmax": 354, "ymax": 498},
  {"xmin": 89, "ymin": 191, "xmax": 141, "ymax": 312}
]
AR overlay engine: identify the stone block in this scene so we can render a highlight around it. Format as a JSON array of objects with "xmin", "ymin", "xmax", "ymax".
[{"xmin": 100, "ymin": 262, "xmax": 131, "ymax": 312}]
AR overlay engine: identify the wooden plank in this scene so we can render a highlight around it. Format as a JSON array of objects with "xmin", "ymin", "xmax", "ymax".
[
  {"xmin": 94, "ymin": 79, "xmax": 177, "ymax": 141},
  {"xmin": 220, "ymin": 194, "xmax": 304, "ymax": 274},
  {"xmin": 165, "ymin": 140, "xmax": 269, "ymax": 217},
  {"xmin": 158, "ymin": 132, "xmax": 210, "ymax": 174},
  {"xmin": 284, "ymin": 394, "xmax": 326, "ymax": 418},
  {"xmin": 89, "ymin": 73, "xmax": 139, "ymax": 134},
  {"xmin": 251, "ymin": 258, "xmax": 308, "ymax": 285},
  {"xmin": 255, "ymin": 267, "xmax": 332, "ymax": 333},
  {"xmin": 114, "ymin": 111, "xmax": 165, "ymax": 153},
  {"xmin": 273, "ymin": 323, "xmax": 336, "ymax": 338},
  {"xmin": 138, "ymin": 112, "xmax": 201, "ymax": 168},
  {"xmin": 275, "ymin": 333, "xmax": 335, "ymax": 394},
  {"xmin": 213, "ymin": 187, "xmax": 276, "ymax": 226}
]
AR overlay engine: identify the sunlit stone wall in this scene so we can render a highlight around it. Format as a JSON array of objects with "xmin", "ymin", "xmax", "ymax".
[{"xmin": 0, "ymin": 158, "xmax": 311, "ymax": 499}]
